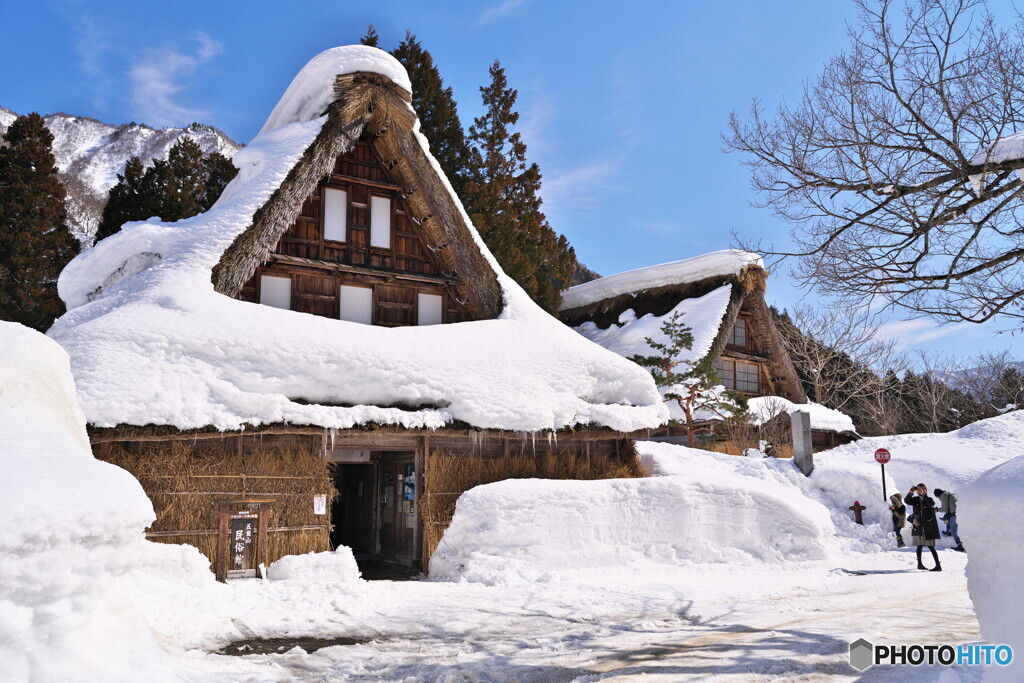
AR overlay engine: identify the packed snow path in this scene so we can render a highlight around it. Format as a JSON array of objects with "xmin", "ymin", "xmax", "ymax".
[{"xmin": 171, "ymin": 548, "xmax": 979, "ymax": 681}]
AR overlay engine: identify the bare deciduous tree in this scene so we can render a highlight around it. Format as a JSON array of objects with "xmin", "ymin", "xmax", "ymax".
[
  {"xmin": 727, "ymin": 0, "xmax": 1024, "ymax": 323},
  {"xmin": 776, "ymin": 304, "xmax": 905, "ymax": 414}
]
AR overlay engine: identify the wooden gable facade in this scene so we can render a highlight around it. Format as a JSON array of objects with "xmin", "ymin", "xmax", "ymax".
[{"xmin": 237, "ymin": 139, "xmax": 468, "ymax": 327}]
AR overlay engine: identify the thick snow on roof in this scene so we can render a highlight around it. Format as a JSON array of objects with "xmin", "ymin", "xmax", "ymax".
[
  {"xmin": 748, "ymin": 396, "xmax": 857, "ymax": 434},
  {"xmin": 50, "ymin": 47, "xmax": 666, "ymax": 434},
  {"xmin": 561, "ymin": 250, "xmax": 762, "ymax": 311},
  {"xmin": 572, "ymin": 285, "xmax": 731, "ymax": 421},
  {"xmin": 259, "ymin": 46, "xmax": 412, "ymax": 135}
]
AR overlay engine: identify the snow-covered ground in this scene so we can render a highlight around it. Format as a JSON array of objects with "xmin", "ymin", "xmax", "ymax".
[{"xmin": 6, "ymin": 313, "xmax": 1023, "ymax": 680}]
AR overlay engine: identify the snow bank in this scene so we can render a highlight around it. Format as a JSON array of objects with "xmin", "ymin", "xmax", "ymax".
[
  {"xmin": 560, "ymin": 250, "xmax": 762, "ymax": 311},
  {"xmin": 748, "ymin": 395, "xmax": 857, "ymax": 434},
  {"xmin": 50, "ymin": 46, "xmax": 666, "ymax": 434},
  {"xmin": 639, "ymin": 442, "xmax": 895, "ymax": 548},
  {"xmin": 960, "ymin": 455, "xmax": 1024, "ymax": 681},
  {"xmin": 823, "ymin": 410, "xmax": 1024, "ymax": 494},
  {"xmin": 266, "ymin": 546, "xmax": 361, "ymax": 585},
  {"xmin": 430, "ymin": 458, "xmax": 835, "ymax": 585},
  {"xmin": 0, "ymin": 322, "xmax": 204, "ymax": 682}
]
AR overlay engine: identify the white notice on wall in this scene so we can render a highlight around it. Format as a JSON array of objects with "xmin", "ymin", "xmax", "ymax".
[{"xmin": 313, "ymin": 495, "xmax": 327, "ymax": 515}]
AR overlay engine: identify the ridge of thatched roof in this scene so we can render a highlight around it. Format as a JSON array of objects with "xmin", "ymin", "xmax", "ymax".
[{"xmin": 212, "ymin": 71, "xmax": 502, "ymax": 320}]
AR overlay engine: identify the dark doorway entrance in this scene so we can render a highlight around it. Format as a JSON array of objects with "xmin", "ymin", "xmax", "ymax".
[{"xmin": 330, "ymin": 463, "xmax": 375, "ymax": 554}]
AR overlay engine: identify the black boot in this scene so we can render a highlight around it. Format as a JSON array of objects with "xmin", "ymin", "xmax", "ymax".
[
  {"xmin": 931, "ymin": 562, "xmax": 943, "ymax": 571},
  {"xmin": 917, "ymin": 547, "xmax": 926, "ymax": 569},
  {"xmin": 929, "ymin": 548, "xmax": 941, "ymax": 571}
]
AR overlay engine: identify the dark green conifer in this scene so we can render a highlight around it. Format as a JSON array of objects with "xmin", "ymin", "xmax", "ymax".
[
  {"xmin": 0, "ymin": 113, "xmax": 79, "ymax": 330},
  {"xmin": 360, "ymin": 25, "xmax": 379, "ymax": 47},
  {"xmin": 463, "ymin": 60, "xmax": 576, "ymax": 313},
  {"xmin": 202, "ymin": 151, "xmax": 237, "ymax": 209},
  {"xmin": 96, "ymin": 156, "xmax": 151, "ymax": 242}
]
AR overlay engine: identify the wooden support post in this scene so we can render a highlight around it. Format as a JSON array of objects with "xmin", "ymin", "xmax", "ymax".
[
  {"xmin": 215, "ymin": 503, "xmax": 230, "ymax": 583},
  {"xmin": 256, "ymin": 503, "xmax": 270, "ymax": 578}
]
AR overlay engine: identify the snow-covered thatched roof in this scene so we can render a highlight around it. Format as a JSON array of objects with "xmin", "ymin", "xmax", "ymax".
[
  {"xmin": 49, "ymin": 46, "xmax": 667, "ymax": 434},
  {"xmin": 561, "ymin": 251, "xmax": 808, "ymax": 409},
  {"xmin": 561, "ymin": 250, "xmax": 763, "ymax": 312}
]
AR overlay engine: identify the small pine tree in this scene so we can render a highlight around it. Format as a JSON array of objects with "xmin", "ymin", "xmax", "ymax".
[
  {"xmin": 0, "ymin": 113, "xmax": 79, "ymax": 330},
  {"xmin": 630, "ymin": 312, "xmax": 747, "ymax": 448},
  {"xmin": 360, "ymin": 24, "xmax": 379, "ymax": 47}
]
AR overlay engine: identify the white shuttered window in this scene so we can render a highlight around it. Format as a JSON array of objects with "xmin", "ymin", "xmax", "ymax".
[
  {"xmin": 370, "ymin": 196, "xmax": 391, "ymax": 248},
  {"xmin": 339, "ymin": 285, "xmax": 373, "ymax": 324},
  {"xmin": 417, "ymin": 293, "xmax": 443, "ymax": 326},
  {"xmin": 323, "ymin": 188, "xmax": 347, "ymax": 242},
  {"xmin": 259, "ymin": 275, "xmax": 291, "ymax": 310}
]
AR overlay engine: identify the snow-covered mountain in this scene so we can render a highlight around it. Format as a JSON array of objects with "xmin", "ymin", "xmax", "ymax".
[{"xmin": 0, "ymin": 106, "xmax": 241, "ymax": 244}]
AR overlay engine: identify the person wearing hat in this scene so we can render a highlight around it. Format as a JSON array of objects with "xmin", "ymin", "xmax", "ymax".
[
  {"xmin": 889, "ymin": 492, "xmax": 907, "ymax": 548},
  {"xmin": 934, "ymin": 488, "xmax": 965, "ymax": 552},
  {"xmin": 906, "ymin": 484, "xmax": 942, "ymax": 571}
]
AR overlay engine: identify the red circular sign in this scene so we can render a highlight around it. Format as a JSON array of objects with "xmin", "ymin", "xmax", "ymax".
[{"xmin": 874, "ymin": 448, "xmax": 891, "ymax": 463}]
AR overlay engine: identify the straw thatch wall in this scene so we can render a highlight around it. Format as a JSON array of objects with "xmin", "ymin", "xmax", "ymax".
[
  {"xmin": 94, "ymin": 440, "xmax": 334, "ymax": 567},
  {"xmin": 420, "ymin": 443, "xmax": 643, "ymax": 568}
]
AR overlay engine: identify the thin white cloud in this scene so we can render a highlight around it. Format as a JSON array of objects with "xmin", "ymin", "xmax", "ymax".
[
  {"xmin": 130, "ymin": 33, "xmax": 221, "ymax": 127},
  {"xmin": 541, "ymin": 159, "xmax": 618, "ymax": 218},
  {"xmin": 477, "ymin": 0, "xmax": 529, "ymax": 26},
  {"xmin": 73, "ymin": 16, "xmax": 109, "ymax": 77},
  {"xmin": 875, "ymin": 319, "xmax": 972, "ymax": 351}
]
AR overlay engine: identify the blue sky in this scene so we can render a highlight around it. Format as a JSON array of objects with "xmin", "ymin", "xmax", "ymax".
[{"xmin": 2, "ymin": 0, "xmax": 1020, "ymax": 360}]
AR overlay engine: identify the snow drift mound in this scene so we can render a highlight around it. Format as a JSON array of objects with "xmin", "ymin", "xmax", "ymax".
[
  {"xmin": 639, "ymin": 442, "xmax": 895, "ymax": 550},
  {"xmin": 0, "ymin": 322, "xmax": 197, "ymax": 682},
  {"xmin": 960, "ymin": 455, "xmax": 1024, "ymax": 681},
  {"xmin": 824, "ymin": 409, "xmax": 1024, "ymax": 493},
  {"xmin": 430, "ymin": 469, "xmax": 834, "ymax": 585}
]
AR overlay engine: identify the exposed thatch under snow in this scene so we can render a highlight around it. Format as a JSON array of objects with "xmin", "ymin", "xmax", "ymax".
[{"xmin": 561, "ymin": 250, "xmax": 763, "ymax": 312}]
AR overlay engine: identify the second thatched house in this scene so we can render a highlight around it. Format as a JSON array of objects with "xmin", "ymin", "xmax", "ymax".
[
  {"xmin": 49, "ymin": 46, "xmax": 666, "ymax": 573},
  {"xmin": 559, "ymin": 252, "xmax": 858, "ymax": 450}
]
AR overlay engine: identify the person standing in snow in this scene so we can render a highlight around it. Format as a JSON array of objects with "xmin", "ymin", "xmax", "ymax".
[
  {"xmin": 933, "ymin": 488, "xmax": 965, "ymax": 552},
  {"xmin": 889, "ymin": 492, "xmax": 907, "ymax": 548},
  {"xmin": 906, "ymin": 484, "xmax": 942, "ymax": 571}
]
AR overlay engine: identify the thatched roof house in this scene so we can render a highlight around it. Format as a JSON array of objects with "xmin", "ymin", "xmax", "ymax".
[
  {"xmin": 50, "ymin": 46, "xmax": 666, "ymax": 571},
  {"xmin": 560, "ymin": 252, "xmax": 858, "ymax": 447}
]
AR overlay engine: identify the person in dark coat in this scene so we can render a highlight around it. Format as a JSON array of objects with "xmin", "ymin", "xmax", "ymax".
[
  {"xmin": 906, "ymin": 483, "xmax": 942, "ymax": 571},
  {"xmin": 889, "ymin": 492, "xmax": 907, "ymax": 548}
]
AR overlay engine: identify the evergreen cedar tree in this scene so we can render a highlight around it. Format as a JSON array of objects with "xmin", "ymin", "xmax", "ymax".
[
  {"xmin": 629, "ymin": 312, "xmax": 747, "ymax": 448},
  {"xmin": 462, "ymin": 60, "xmax": 576, "ymax": 313},
  {"xmin": 95, "ymin": 137, "xmax": 237, "ymax": 242},
  {"xmin": 0, "ymin": 113, "xmax": 78, "ymax": 331},
  {"xmin": 385, "ymin": 33, "xmax": 578, "ymax": 312}
]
